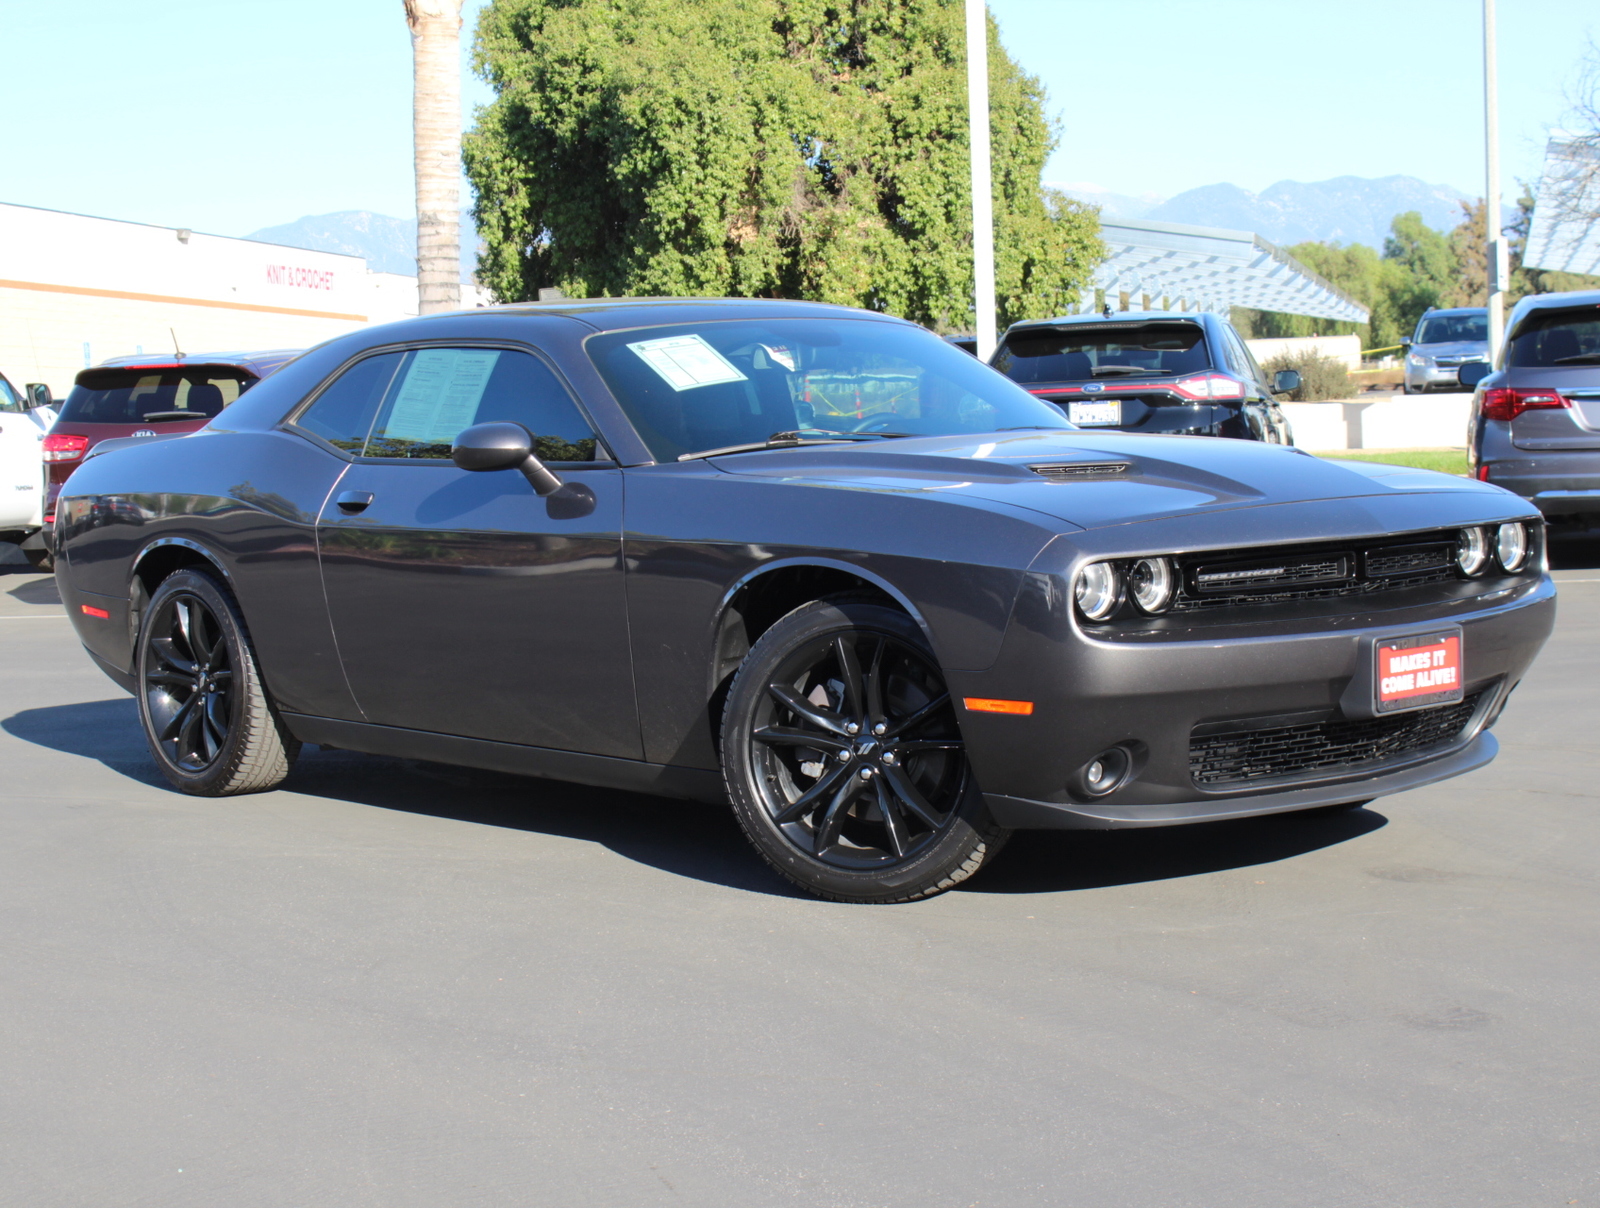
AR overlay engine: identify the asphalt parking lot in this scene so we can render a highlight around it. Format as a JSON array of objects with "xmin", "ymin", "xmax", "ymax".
[{"xmin": 2, "ymin": 539, "xmax": 1597, "ymax": 1208}]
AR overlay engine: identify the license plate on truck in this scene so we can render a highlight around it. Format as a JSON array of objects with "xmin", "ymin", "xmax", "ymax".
[
  {"xmin": 1375, "ymin": 631, "xmax": 1463, "ymax": 713},
  {"xmin": 1068, "ymin": 402, "xmax": 1120, "ymax": 425}
]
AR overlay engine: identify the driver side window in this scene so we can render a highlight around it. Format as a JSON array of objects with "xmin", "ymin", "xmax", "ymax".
[{"xmin": 363, "ymin": 347, "xmax": 601, "ymax": 463}]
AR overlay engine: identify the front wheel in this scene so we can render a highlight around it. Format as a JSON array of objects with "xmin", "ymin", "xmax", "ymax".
[
  {"xmin": 136, "ymin": 568, "xmax": 300, "ymax": 795},
  {"xmin": 720, "ymin": 598, "xmax": 1009, "ymax": 903}
]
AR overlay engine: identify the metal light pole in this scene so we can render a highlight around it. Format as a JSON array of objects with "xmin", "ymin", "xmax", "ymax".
[
  {"xmin": 1484, "ymin": 0, "xmax": 1505, "ymax": 361},
  {"xmin": 965, "ymin": 0, "xmax": 997, "ymax": 360}
]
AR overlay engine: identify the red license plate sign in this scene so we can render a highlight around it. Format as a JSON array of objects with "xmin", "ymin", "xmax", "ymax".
[{"xmin": 1375, "ymin": 632, "xmax": 1463, "ymax": 712}]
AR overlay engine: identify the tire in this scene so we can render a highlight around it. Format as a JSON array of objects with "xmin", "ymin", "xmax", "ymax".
[
  {"xmin": 720, "ymin": 597, "xmax": 1010, "ymax": 903},
  {"xmin": 23, "ymin": 547, "xmax": 52, "ymax": 571},
  {"xmin": 135, "ymin": 568, "xmax": 300, "ymax": 795}
]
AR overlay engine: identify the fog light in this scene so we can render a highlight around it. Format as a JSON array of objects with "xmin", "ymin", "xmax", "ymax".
[
  {"xmin": 1082, "ymin": 747, "xmax": 1131, "ymax": 796},
  {"xmin": 1075, "ymin": 561, "xmax": 1122, "ymax": 621},
  {"xmin": 1456, "ymin": 526, "xmax": 1490, "ymax": 577},
  {"xmin": 1128, "ymin": 556, "xmax": 1177, "ymax": 614},
  {"xmin": 1494, "ymin": 522, "xmax": 1530, "ymax": 572}
]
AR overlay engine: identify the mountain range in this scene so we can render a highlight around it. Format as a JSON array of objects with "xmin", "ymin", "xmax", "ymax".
[
  {"xmin": 1055, "ymin": 174, "xmax": 1483, "ymax": 249},
  {"xmin": 244, "ymin": 211, "xmax": 480, "ymax": 280},
  {"xmin": 248, "ymin": 175, "xmax": 1484, "ymax": 279}
]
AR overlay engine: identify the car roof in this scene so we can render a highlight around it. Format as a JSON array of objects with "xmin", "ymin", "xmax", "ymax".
[
  {"xmin": 1420, "ymin": 307, "xmax": 1487, "ymax": 318},
  {"xmin": 1002, "ymin": 311, "xmax": 1211, "ymax": 336},
  {"xmin": 1505, "ymin": 289, "xmax": 1600, "ymax": 340},
  {"xmin": 86, "ymin": 350, "xmax": 303, "ymax": 379},
  {"xmin": 418, "ymin": 297, "xmax": 912, "ymax": 334}
]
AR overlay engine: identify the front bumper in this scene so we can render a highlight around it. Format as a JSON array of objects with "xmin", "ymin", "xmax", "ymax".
[
  {"xmin": 986, "ymin": 732, "xmax": 1497, "ymax": 828},
  {"xmin": 946, "ymin": 519, "xmax": 1555, "ymax": 827},
  {"xmin": 1408, "ymin": 362, "xmax": 1482, "ymax": 391}
]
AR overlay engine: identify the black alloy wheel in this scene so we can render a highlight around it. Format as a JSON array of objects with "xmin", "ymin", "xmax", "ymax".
[
  {"xmin": 721, "ymin": 598, "xmax": 1009, "ymax": 902},
  {"xmin": 136, "ymin": 568, "xmax": 299, "ymax": 795}
]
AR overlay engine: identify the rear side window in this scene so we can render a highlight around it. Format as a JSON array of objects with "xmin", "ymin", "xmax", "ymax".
[
  {"xmin": 363, "ymin": 347, "xmax": 599, "ymax": 462},
  {"xmin": 60, "ymin": 366, "xmax": 254, "ymax": 424},
  {"xmin": 293, "ymin": 351, "xmax": 405, "ymax": 452},
  {"xmin": 1507, "ymin": 308, "xmax": 1600, "ymax": 368},
  {"xmin": 992, "ymin": 322, "xmax": 1212, "ymax": 383}
]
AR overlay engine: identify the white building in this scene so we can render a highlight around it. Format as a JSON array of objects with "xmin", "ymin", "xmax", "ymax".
[{"xmin": 0, "ymin": 201, "xmax": 481, "ymax": 395}]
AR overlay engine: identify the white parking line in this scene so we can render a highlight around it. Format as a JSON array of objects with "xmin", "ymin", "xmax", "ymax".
[{"xmin": 0, "ymin": 613, "xmax": 69, "ymax": 619}]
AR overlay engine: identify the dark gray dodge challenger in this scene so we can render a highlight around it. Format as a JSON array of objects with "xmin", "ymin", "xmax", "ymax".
[{"xmin": 53, "ymin": 299, "xmax": 1555, "ymax": 902}]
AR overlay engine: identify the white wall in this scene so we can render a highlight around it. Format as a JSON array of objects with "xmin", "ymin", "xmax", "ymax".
[
  {"xmin": 1283, "ymin": 395, "xmax": 1473, "ymax": 450},
  {"xmin": 1246, "ymin": 334, "xmax": 1363, "ymax": 371},
  {"xmin": 0, "ymin": 202, "xmax": 439, "ymax": 394}
]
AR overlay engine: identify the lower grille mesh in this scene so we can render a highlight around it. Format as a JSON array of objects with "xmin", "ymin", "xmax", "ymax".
[{"xmin": 1190, "ymin": 693, "xmax": 1482, "ymax": 786}]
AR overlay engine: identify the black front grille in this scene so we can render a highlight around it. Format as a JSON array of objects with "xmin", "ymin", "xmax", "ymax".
[
  {"xmin": 1366, "ymin": 542, "xmax": 1454, "ymax": 577},
  {"xmin": 1194, "ymin": 554, "xmax": 1351, "ymax": 593},
  {"xmin": 1190, "ymin": 693, "xmax": 1483, "ymax": 786}
]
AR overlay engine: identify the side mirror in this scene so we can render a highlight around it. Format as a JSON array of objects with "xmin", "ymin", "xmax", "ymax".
[
  {"xmin": 1400, "ymin": 338, "xmax": 1412, "ymax": 350},
  {"xmin": 452, "ymin": 421, "xmax": 564, "ymax": 496},
  {"xmin": 25, "ymin": 383, "xmax": 52, "ymax": 408},
  {"xmin": 1457, "ymin": 361, "xmax": 1492, "ymax": 390},
  {"xmin": 1272, "ymin": 368, "xmax": 1301, "ymax": 395}
]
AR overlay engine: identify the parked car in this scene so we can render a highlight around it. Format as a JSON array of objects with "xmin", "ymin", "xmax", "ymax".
[
  {"xmin": 1463, "ymin": 289, "xmax": 1600, "ymax": 523},
  {"xmin": 989, "ymin": 311, "xmax": 1296, "ymax": 444},
  {"xmin": 54, "ymin": 299, "xmax": 1552, "ymax": 903},
  {"xmin": 42, "ymin": 350, "xmax": 301, "ymax": 525},
  {"xmin": 1404, "ymin": 307, "xmax": 1489, "ymax": 394},
  {"xmin": 0, "ymin": 374, "xmax": 52, "ymax": 567}
]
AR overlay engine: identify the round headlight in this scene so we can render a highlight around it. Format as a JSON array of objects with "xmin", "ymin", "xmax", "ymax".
[
  {"xmin": 1075, "ymin": 561, "xmax": 1122, "ymax": 621},
  {"xmin": 1495, "ymin": 522, "xmax": 1530, "ymax": 572},
  {"xmin": 1456, "ymin": 526, "xmax": 1490, "ymax": 577},
  {"xmin": 1128, "ymin": 556, "xmax": 1177, "ymax": 614}
]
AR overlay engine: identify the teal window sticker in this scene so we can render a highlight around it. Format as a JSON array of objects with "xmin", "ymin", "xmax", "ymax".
[
  {"xmin": 626, "ymin": 333, "xmax": 747, "ymax": 392},
  {"xmin": 380, "ymin": 348, "xmax": 502, "ymax": 444}
]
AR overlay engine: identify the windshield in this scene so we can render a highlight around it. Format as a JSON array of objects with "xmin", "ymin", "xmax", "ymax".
[
  {"xmin": 1415, "ymin": 313, "xmax": 1487, "ymax": 345},
  {"xmin": 586, "ymin": 318, "xmax": 1073, "ymax": 461},
  {"xmin": 61, "ymin": 366, "xmax": 254, "ymax": 424},
  {"xmin": 991, "ymin": 321, "xmax": 1212, "ymax": 384},
  {"xmin": 1508, "ymin": 307, "xmax": 1600, "ymax": 368}
]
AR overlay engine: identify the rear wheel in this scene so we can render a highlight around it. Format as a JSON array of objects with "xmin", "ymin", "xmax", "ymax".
[
  {"xmin": 23, "ymin": 547, "xmax": 52, "ymax": 571},
  {"xmin": 721, "ymin": 598, "xmax": 1009, "ymax": 903},
  {"xmin": 136, "ymin": 569, "xmax": 300, "ymax": 795}
]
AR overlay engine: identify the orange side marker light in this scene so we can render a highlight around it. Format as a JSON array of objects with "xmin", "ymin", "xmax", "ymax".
[
  {"xmin": 963, "ymin": 697, "xmax": 1034, "ymax": 716},
  {"xmin": 80, "ymin": 604, "xmax": 110, "ymax": 619}
]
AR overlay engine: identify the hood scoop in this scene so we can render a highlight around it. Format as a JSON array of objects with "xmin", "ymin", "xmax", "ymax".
[{"xmin": 1029, "ymin": 460, "xmax": 1131, "ymax": 481}]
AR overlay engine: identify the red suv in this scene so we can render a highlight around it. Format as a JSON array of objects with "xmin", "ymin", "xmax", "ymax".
[{"xmin": 44, "ymin": 351, "xmax": 300, "ymax": 523}]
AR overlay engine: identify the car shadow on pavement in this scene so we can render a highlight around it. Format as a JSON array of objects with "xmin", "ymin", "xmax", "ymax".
[
  {"xmin": 6, "ymin": 574, "xmax": 62, "ymax": 605},
  {"xmin": 6, "ymin": 699, "xmax": 1389, "ymax": 900},
  {"xmin": 966, "ymin": 807, "xmax": 1388, "ymax": 894},
  {"xmin": 1, "ymin": 700, "xmax": 807, "ymax": 898}
]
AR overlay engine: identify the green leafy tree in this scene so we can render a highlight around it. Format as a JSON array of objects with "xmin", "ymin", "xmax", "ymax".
[{"xmin": 463, "ymin": 0, "xmax": 1102, "ymax": 329}]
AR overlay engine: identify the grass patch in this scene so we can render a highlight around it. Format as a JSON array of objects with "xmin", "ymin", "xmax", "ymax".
[{"xmin": 1316, "ymin": 449, "xmax": 1470, "ymax": 476}]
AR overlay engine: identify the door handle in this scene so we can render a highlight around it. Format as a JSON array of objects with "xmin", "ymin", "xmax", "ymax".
[{"xmin": 335, "ymin": 490, "xmax": 374, "ymax": 514}]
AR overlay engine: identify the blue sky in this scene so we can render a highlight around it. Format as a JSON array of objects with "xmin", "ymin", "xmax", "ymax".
[{"xmin": 0, "ymin": 0, "xmax": 1593, "ymax": 237}]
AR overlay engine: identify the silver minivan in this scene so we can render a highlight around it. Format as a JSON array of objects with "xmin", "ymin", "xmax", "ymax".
[{"xmin": 1465, "ymin": 290, "xmax": 1600, "ymax": 523}]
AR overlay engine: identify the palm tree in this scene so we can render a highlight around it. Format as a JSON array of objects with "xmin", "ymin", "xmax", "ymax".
[{"xmin": 405, "ymin": 0, "xmax": 464, "ymax": 313}]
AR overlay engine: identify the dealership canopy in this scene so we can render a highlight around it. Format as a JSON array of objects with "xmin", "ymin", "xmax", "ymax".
[
  {"xmin": 1524, "ymin": 135, "xmax": 1600, "ymax": 276},
  {"xmin": 1076, "ymin": 217, "xmax": 1370, "ymax": 323}
]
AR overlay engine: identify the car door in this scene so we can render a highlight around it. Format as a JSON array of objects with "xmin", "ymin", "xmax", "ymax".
[{"xmin": 311, "ymin": 342, "xmax": 640, "ymax": 758}]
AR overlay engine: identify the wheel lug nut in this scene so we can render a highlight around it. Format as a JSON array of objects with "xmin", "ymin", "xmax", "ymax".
[
  {"xmin": 881, "ymin": 751, "xmax": 896, "ymax": 766},
  {"xmin": 859, "ymin": 767, "xmax": 873, "ymax": 779},
  {"xmin": 836, "ymin": 749, "xmax": 851, "ymax": 763},
  {"xmin": 845, "ymin": 722, "xmax": 860, "ymax": 735},
  {"xmin": 872, "ymin": 722, "xmax": 886, "ymax": 736}
]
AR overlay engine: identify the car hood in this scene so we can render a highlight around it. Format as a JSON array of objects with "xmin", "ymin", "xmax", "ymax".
[
  {"xmin": 710, "ymin": 431, "xmax": 1506, "ymax": 531},
  {"xmin": 1415, "ymin": 341, "xmax": 1488, "ymax": 358}
]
